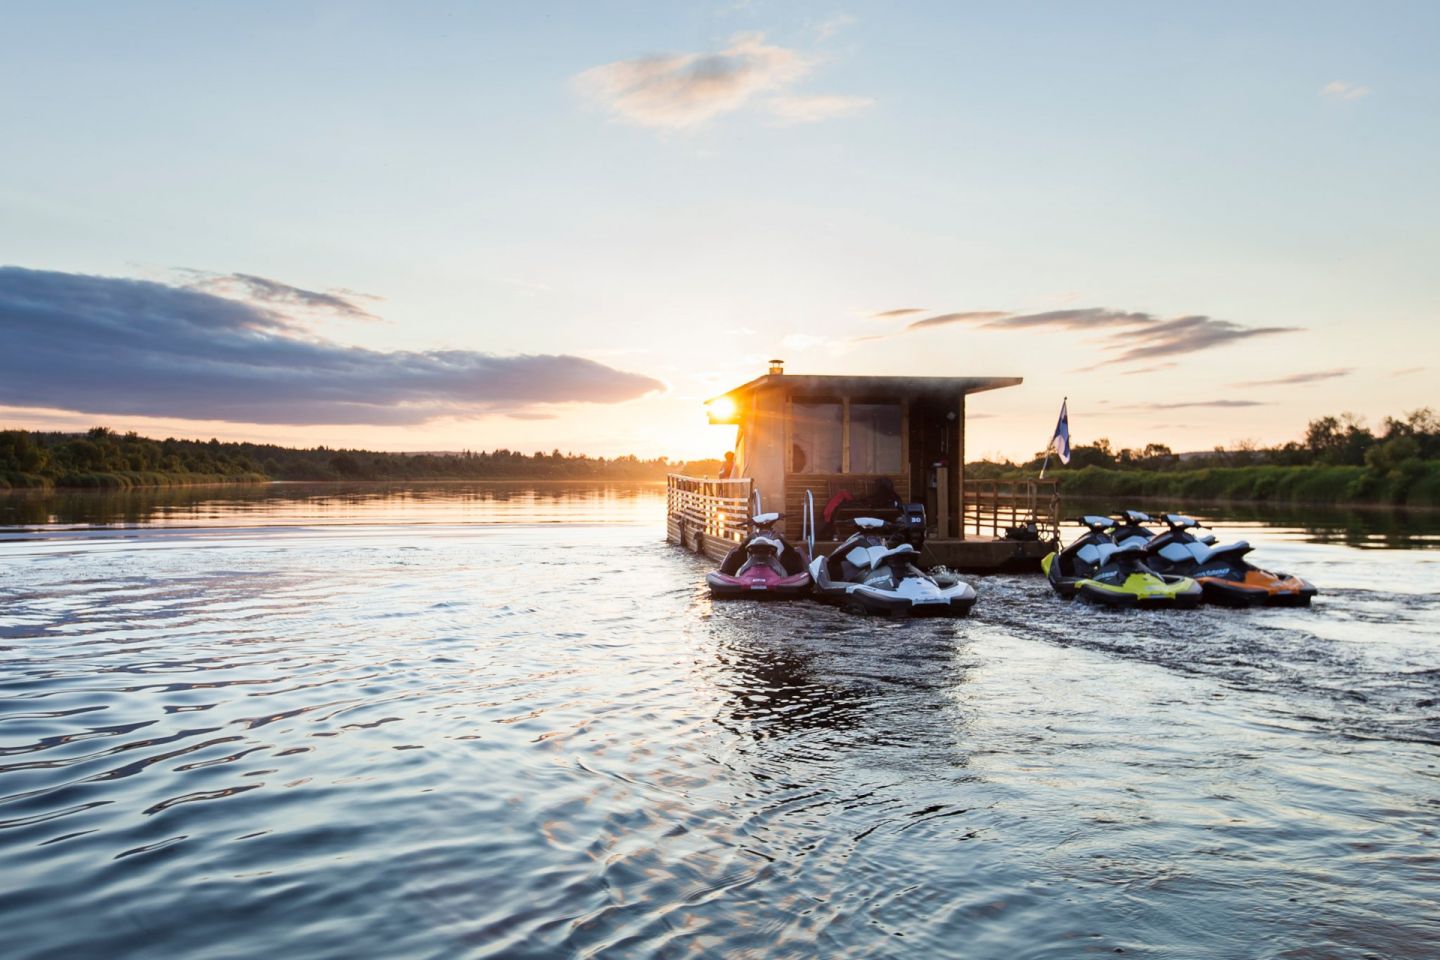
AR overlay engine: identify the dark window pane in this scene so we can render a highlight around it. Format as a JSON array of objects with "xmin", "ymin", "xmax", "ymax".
[
  {"xmin": 791, "ymin": 402, "xmax": 842, "ymax": 473},
  {"xmin": 851, "ymin": 403, "xmax": 902, "ymax": 473}
]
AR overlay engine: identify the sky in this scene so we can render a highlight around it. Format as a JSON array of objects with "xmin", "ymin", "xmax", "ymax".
[{"xmin": 1, "ymin": 1, "xmax": 1436, "ymax": 461}]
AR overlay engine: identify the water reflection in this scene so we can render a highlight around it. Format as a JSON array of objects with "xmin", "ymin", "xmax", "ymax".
[
  {"xmin": 0, "ymin": 481, "xmax": 662, "ymax": 529},
  {"xmin": 1, "ymin": 485, "xmax": 1438, "ymax": 958}
]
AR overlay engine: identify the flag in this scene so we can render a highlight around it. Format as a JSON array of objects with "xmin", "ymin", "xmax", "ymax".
[{"xmin": 1050, "ymin": 399, "xmax": 1071, "ymax": 465}]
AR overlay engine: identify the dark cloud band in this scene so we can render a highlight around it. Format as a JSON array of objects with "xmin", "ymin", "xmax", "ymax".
[{"xmin": 0, "ymin": 266, "xmax": 663, "ymax": 426}]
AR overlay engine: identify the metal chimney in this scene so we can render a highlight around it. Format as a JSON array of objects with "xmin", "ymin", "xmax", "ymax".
[{"xmin": 768, "ymin": 358, "xmax": 785, "ymax": 376}]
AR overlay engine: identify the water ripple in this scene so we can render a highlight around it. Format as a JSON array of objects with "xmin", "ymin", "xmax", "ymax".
[{"xmin": 0, "ymin": 488, "xmax": 1437, "ymax": 958}]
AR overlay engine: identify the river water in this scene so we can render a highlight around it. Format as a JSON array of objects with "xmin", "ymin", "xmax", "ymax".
[{"xmin": 1, "ymin": 483, "xmax": 1437, "ymax": 959}]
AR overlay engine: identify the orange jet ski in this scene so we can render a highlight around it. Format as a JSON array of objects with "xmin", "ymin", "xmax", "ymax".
[{"xmin": 1143, "ymin": 514, "xmax": 1317, "ymax": 607}]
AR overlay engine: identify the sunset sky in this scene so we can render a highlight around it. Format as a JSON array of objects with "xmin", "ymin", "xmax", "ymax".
[{"xmin": 2, "ymin": 1, "xmax": 1436, "ymax": 461}]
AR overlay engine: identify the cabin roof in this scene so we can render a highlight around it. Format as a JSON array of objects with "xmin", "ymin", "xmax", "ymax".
[{"xmin": 706, "ymin": 373, "xmax": 1022, "ymax": 405}]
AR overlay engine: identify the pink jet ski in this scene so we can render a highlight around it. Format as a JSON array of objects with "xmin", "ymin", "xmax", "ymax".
[{"xmin": 706, "ymin": 512, "xmax": 812, "ymax": 599}]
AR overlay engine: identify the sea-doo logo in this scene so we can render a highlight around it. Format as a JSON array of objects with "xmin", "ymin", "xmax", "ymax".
[{"xmin": 1195, "ymin": 567, "xmax": 1227, "ymax": 578}]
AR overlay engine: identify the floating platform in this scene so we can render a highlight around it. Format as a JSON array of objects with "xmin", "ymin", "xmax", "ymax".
[
  {"xmin": 668, "ymin": 515, "xmax": 1053, "ymax": 573},
  {"xmin": 666, "ymin": 473, "xmax": 1057, "ymax": 573}
]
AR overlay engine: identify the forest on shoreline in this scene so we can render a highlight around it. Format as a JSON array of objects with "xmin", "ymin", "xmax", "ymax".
[
  {"xmin": 0, "ymin": 427, "xmax": 719, "ymax": 491},
  {"xmin": 970, "ymin": 409, "xmax": 1440, "ymax": 508},
  {"xmin": 4, "ymin": 409, "xmax": 1438, "ymax": 507}
]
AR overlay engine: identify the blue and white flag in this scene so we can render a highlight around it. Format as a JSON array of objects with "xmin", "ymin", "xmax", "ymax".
[{"xmin": 1050, "ymin": 399, "xmax": 1071, "ymax": 465}]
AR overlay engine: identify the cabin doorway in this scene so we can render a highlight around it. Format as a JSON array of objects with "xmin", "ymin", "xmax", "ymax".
[{"xmin": 908, "ymin": 398, "xmax": 963, "ymax": 539}]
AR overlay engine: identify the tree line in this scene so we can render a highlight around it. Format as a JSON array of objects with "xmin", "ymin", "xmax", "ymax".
[
  {"xmin": 967, "ymin": 409, "xmax": 1440, "ymax": 507},
  {"xmin": 965, "ymin": 409, "xmax": 1440, "ymax": 474},
  {"xmin": 0, "ymin": 427, "xmax": 718, "ymax": 489}
]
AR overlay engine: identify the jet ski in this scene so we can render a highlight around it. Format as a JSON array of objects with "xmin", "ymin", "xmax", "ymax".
[
  {"xmin": 1042, "ymin": 515, "xmax": 1203, "ymax": 609},
  {"xmin": 1143, "ymin": 514, "xmax": 1317, "ymax": 607},
  {"xmin": 706, "ymin": 512, "xmax": 812, "ymax": 598},
  {"xmin": 809, "ymin": 517, "xmax": 977, "ymax": 617}
]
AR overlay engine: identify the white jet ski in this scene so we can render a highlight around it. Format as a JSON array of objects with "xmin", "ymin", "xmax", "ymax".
[{"xmin": 808, "ymin": 517, "xmax": 977, "ymax": 617}]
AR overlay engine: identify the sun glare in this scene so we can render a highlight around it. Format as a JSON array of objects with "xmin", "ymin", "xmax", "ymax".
[{"xmin": 707, "ymin": 396, "xmax": 737, "ymax": 423}]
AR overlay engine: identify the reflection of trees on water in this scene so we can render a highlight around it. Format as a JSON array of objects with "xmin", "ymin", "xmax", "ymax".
[{"xmin": 0, "ymin": 481, "xmax": 659, "ymax": 527}]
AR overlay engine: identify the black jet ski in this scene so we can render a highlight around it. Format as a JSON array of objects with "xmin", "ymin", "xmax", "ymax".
[
  {"xmin": 809, "ymin": 517, "xmax": 977, "ymax": 617},
  {"xmin": 706, "ymin": 512, "xmax": 812, "ymax": 598},
  {"xmin": 1143, "ymin": 514, "xmax": 1317, "ymax": 607},
  {"xmin": 1042, "ymin": 515, "xmax": 1203, "ymax": 609}
]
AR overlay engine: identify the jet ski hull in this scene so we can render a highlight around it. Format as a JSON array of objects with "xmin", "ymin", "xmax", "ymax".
[
  {"xmin": 845, "ymin": 584, "xmax": 976, "ymax": 617},
  {"xmin": 1041, "ymin": 551, "xmax": 1081, "ymax": 598},
  {"xmin": 706, "ymin": 571, "xmax": 811, "ymax": 599},
  {"xmin": 1075, "ymin": 572, "xmax": 1203, "ymax": 609},
  {"xmin": 1196, "ymin": 571, "xmax": 1315, "ymax": 607}
]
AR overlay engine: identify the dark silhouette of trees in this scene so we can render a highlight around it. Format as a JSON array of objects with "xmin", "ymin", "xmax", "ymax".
[{"xmin": 0, "ymin": 427, "xmax": 702, "ymax": 489}]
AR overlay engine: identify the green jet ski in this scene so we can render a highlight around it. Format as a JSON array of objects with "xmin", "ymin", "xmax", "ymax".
[{"xmin": 1043, "ymin": 515, "xmax": 1203, "ymax": 609}]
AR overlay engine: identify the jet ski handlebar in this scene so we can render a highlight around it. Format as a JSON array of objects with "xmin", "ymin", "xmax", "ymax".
[{"xmin": 1159, "ymin": 513, "xmax": 1204, "ymax": 531}]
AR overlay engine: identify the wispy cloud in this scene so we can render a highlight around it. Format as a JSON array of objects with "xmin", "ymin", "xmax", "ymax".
[
  {"xmin": 576, "ymin": 32, "xmax": 867, "ymax": 129},
  {"xmin": 905, "ymin": 310, "xmax": 1011, "ymax": 331},
  {"xmin": 1233, "ymin": 367, "xmax": 1353, "ymax": 387},
  {"xmin": 1322, "ymin": 80, "xmax": 1371, "ymax": 102},
  {"xmin": 1114, "ymin": 400, "xmax": 1272, "ymax": 411},
  {"xmin": 1120, "ymin": 362, "xmax": 1178, "ymax": 376},
  {"xmin": 0, "ymin": 266, "xmax": 663, "ymax": 425},
  {"xmin": 871, "ymin": 307, "xmax": 926, "ymax": 319},
  {"xmin": 1394, "ymin": 366, "xmax": 1424, "ymax": 376},
  {"xmin": 177, "ymin": 269, "xmax": 381, "ymax": 321},
  {"xmin": 874, "ymin": 305, "xmax": 1298, "ymax": 365}
]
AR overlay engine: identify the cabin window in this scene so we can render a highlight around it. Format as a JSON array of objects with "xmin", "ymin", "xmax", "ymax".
[
  {"xmin": 791, "ymin": 401, "xmax": 843, "ymax": 473},
  {"xmin": 850, "ymin": 403, "xmax": 902, "ymax": 474}
]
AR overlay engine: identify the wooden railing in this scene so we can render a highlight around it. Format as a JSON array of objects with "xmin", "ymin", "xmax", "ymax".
[
  {"xmin": 666, "ymin": 474, "xmax": 754, "ymax": 547},
  {"xmin": 962, "ymin": 478, "xmax": 1061, "ymax": 541}
]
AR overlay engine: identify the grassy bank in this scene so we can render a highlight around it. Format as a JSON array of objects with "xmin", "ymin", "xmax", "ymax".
[
  {"xmin": 0, "ymin": 470, "xmax": 270, "ymax": 491},
  {"xmin": 1047, "ymin": 462, "xmax": 1440, "ymax": 508}
]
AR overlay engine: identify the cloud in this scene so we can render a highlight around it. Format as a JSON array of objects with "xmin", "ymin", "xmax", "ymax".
[
  {"xmin": 1322, "ymin": 81, "xmax": 1371, "ymax": 102},
  {"xmin": 1101, "ymin": 314, "xmax": 1296, "ymax": 366},
  {"xmin": 0, "ymin": 266, "xmax": 663, "ymax": 426},
  {"xmin": 904, "ymin": 311, "xmax": 1011, "ymax": 331},
  {"xmin": 1233, "ymin": 367, "xmax": 1353, "ymax": 387},
  {"xmin": 177, "ymin": 269, "xmax": 381, "ymax": 321},
  {"xmin": 1114, "ymin": 400, "xmax": 1272, "ymax": 411},
  {"xmin": 768, "ymin": 93, "xmax": 873, "ymax": 124},
  {"xmin": 1394, "ymin": 366, "xmax": 1424, "ymax": 376},
  {"xmin": 884, "ymin": 305, "xmax": 1297, "ymax": 365},
  {"xmin": 576, "ymin": 32, "xmax": 866, "ymax": 129},
  {"xmin": 1120, "ymin": 363, "xmax": 1178, "ymax": 376},
  {"xmin": 871, "ymin": 307, "xmax": 926, "ymax": 319}
]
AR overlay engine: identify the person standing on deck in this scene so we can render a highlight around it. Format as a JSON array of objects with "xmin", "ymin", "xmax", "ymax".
[{"xmin": 718, "ymin": 451, "xmax": 736, "ymax": 478}]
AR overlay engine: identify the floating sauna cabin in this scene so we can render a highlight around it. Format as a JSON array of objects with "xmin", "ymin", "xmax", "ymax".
[{"xmin": 667, "ymin": 362, "xmax": 1060, "ymax": 572}]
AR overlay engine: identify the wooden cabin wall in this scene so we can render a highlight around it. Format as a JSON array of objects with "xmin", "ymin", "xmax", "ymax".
[{"xmin": 746, "ymin": 387, "xmax": 788, "ymax": 519}]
